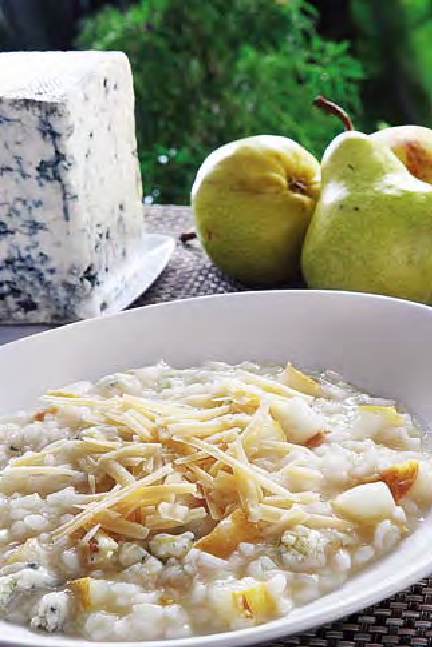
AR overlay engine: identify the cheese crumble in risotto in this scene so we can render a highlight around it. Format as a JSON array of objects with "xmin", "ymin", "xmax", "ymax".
[{"xmin": 0, "ymin": 362, "xmax": 431, "ymax": 641}]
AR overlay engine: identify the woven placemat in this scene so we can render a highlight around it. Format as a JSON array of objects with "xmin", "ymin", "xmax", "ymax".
[
  {"xmin": 136, "ymin": 206, "xmax": 432, "ymax": 647},
  {"xmin": 134, "ymin": 205, "xmax": 244, "ymax": 306}
]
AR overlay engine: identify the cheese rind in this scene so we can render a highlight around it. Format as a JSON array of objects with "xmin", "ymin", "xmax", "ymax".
[{"xmin": 0, "ymin": 51, "xmax": 145, "ymax": 322}]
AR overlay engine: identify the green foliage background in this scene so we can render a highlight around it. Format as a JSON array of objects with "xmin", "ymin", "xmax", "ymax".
[
  {"xmin": 75, "ymin": 0, "xmax": 432, "ymax": 205},
  {"xmin": 349, "ymin": 0, "xmax": 432, "ymax": 130},
  {"xmin": 76, "ymin": 0, "xmax": 364, "ymax": 204}
]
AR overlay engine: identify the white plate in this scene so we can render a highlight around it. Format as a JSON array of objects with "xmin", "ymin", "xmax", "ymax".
[
  {"xmin": 0, "ymin": 290, "xmax": 432, "ymax": 647},
  {"xmin": 95, "ymin": 233, "xmax": 175, "ymax": 317},
  {"xmin": 76, "ymin": 233, "xmax": 175, "ymax": 319},
  {"xmin": 0, "ymin": 234, "xmax": 175, "ymax": 343}
]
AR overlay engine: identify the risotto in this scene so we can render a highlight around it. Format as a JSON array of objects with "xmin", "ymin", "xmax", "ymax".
[{"xmin": 0, "ymin": 361, "xmax": 432, "ymax": 641}]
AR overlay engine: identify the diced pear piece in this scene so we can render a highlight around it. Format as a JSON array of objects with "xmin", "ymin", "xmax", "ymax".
[
  {"xmin": 5, "ymin": 538, "xmax": 42, "ymax": 566},
  {"xmin": 69, "ymin": 577, "xmax": 93, "ymax": 611},
  {"xmin": 194, "ymin": 509, "xmax": 261, "ymax": 558},
  {"xmin": 69, "ymin": 577, "xmax": 144, "ymax": 614},
  {"xmin": 333, "ymin": 482, "xmax": 396, "ymax": 523},
  {"xmin": 261, "ymin": 418, "xmax": 286, "ymax": 443},
  {"xmin": 281, "ymin": 465, "xmax": 324, "ymax": 492},
  {"xmin": 241, "ymin": 407, "xmax": 286, "ymax": 456},
  {"xmin": 304, "ymin": 431, "xmax": 326, "ymax": 448},
  {"xmin": 270, "ymin": 397, "xmax": 326, "ymax": 444},
  {"xmin": 80, "ymin": 530, "xmax": 118, "ymax": 567},
  {"xmin": 282, "ymin": 364, "xmax": 322, "ymax": 397},
  {"xmin": 376, "ymin": 460, "xmax": 419, "ymax": 502},
  {"xmin": 359, "ymin": 405, "xmax": 404, "ymax": 425},
  {"xmin": 232, "ymin": 581, "xmax": 276, "ymax": 619},
  {"xmin": 352, "ymin": 406, "xmax": 404, "ymax": 440},
  {"xmin": 407, "ymin": 462, "xmax": 432, "ymax": 505}
]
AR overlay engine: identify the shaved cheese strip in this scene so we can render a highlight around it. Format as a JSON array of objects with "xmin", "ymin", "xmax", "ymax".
[
  {"xmin": 258, "ymin": 503, "xmax": 308, "ymax": 524},
  {"xmin": 52, "ymin": 464, "xmax": 173, "ymax": 540},
  {"xmin": 240, "ymin": 405, "xmax": 271, "ymax": 454},
  {"xmin": 74, "ymin": 441, "xmax": 122, "ymax": 456},
  {"xmin": 104, "ymin": 460, "xmax": 135, "ymax": 486},
  {"xmin": 210, "ymin": 446, "xmax": 274, "ymax": 479},
  {"xmin": 237, "ymin": 371, "xmax": 312, "ymax": 400},
  {"xmin": 304, "ymin": 514, "xmax": 353, "ymax": 531},
  {"xmin": 10, "ymin": 439, "xmax": 122, "ymax": 467},
  {"xmin": 166, "ymin": 378, "xmax": 262, "ymax": 409},
  {"xmin": 166, "ymin": 421, "xmax": 223, "ymax": 438},
  {"xmin": 73, "ymin": 488, "xmax": 122, "ymax": 506},
  {"xmin": 121, "ymin": 457, "xmax": 149, "ymax": 467},
  {"xmin": 281, "ymin": 364, "xmax": 322, "ymax": 397},
  {"xmin": 113, "ymin": 483, "xmax": 197, "ymax": 521},
  {"xmin": 213, "ymin": 470, "xmax": 236, "ymax": 488},
  {"xmin": 108, "ymin": 410, "xmax": 153, "ymax": 438},
  {"xmin": 146, "ymin": 507, "xmax": 206, "ymax": 530},
  {"xmin": 209, "ymin": 460, "xmax": 231, "ymax": 478},
  {"xmin": 76, "ymin": 439, "xmax": 123, "ymax": 451},
  {"xmin": 205, "ymin": 428, "xmax": 241, "ymax": 444},
  {"xmin": 257, "ymin": 506, "xmax": 285, "ymax": 522},
  {"xmin": 165, "ymin": 471, "xmax": 185, "ymax": 485},
  {"xmin": 88, "ymin": 473, "xmax": 96, "ymax": 495},
  {"xmin": 181, "ymin": 393, "xmax": 229, "ymax": 407},
  {"xmin": 174, "ymin": 451, "xmax": 213, "ymax": 465},
  {"xmin": 167, "ymin": 415, "xmax": 250, "ymax": 438},
  {"xmin": 98, "ymin": 415, "xmax": 139, "ymax": 438},
  {"xmin": 232, "ymin": 436, "xmax": 262, "ymax": 521},
  {"xmin": 121, "ymin": 394, "xmax": 193, "ymax": 417},
  {"xmin": 264, "ymin": 505, "xmax": 310, "ymax": 528},
  {"xmin": 10, "ymin": 452, "xmax": 48, "ymax": 467},
  {"xmin": 115, "ymin": 483, "xmax": 197, "ymax": 509},
  {"xmin": 42, "ymin": 394, "xmax": 105, "ymax": 407},
  {"xmin": 188, "ymin": 439, "xmax": 299, "ymax": 500},
  {"xmin": 0, "ymin": 466, "xmax": 81, "ymax": 477},
  {"xmin": 206, "ymin": 496, "xmax": 224, "ymax": 520},
  {"xmin": 187, "ymin": 464, "xmax": 215, "ymax": 487},
  {"xmin": 161, "ymin": 404, "xmax": 231, "ymax": 422},
  {"xmin": 96, "ymin": 515, "xmax": 149, "ymax": 540},
  {"xmin": 98, "ymin": 444, "xmax": 161, "ymax": 464},
  {"xmin": 125, "ymin": 408, "xmax": 157, "ymax": 431},
  {"xmin": 163, "ymin": 438, "xmax": 197, "ymax": 457},
  {"xmin": 263, "ymin": 492, "xmax": 320, "ymax": 506},
  {"xmin": 258, "ymin": 441, "xmax": 295, "ymax": 453},
  {"xmin": 123, "ymin": 412, "xmax": 160, "ymax": 435}
]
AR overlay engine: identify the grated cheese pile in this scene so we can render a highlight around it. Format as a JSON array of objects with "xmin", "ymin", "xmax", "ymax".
[
  {"xmin": 0, "ymin": 361, "xmax": 422, "ymax": 561},
  {"xmin": 0, "ymin": 362, "xmax": 354, "ymax": 554}
]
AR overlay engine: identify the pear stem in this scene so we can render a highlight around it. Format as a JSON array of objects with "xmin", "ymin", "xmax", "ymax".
[
  {"xmin": 180, "ymin": 229, "xmax": 197, "ymax": 243},
  {"xmin": 313, "ymin": 96, "xmax": 354, "ymax": 131}
]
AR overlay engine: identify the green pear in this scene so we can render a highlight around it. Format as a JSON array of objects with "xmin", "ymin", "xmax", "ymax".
[
  {"xmin": 191, "ymin": 135, "xmax": 320, "ymax": 286},
  {"xmin": 302, "ymin": 99, "xmax": 432, "ymax": 304},
  {"xmin": 371, "ymin": 126, "xmax": 432, "ymax": 184}
]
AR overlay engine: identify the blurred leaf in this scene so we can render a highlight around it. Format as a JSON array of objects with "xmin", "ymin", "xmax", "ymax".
[{"xmin": 350, "ymin": 0, "xmax": 432, "ymax": 128}]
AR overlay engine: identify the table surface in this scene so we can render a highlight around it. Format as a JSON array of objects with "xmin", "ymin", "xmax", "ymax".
[
  {"xmin": 137, "ymin": 205, "xmax": 245, "ymax": 305},
  {"xmin": 1, "ymin": 205, "xmax": 432, "ymax": 646}
]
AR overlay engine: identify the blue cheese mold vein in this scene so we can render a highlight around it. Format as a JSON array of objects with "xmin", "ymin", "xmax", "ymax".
[{"xmin": 0, "ymin": 51, "xmax": 146, "ymax": 323}]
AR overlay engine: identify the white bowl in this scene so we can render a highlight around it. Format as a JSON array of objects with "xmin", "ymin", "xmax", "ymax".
[{"xmin": 1, "ymin": 289, "xmax": 432, "ymax": 647}]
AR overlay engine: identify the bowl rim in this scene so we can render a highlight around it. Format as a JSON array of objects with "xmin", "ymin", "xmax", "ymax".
[{"xmin": 1, "ymin": 288, "xmax": 431, "ymax": 355}]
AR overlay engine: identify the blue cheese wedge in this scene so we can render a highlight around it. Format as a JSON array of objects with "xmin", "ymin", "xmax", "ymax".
[{"xmin": 0, "ymin": 51, "xmax": 146, "ymax": 322}]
